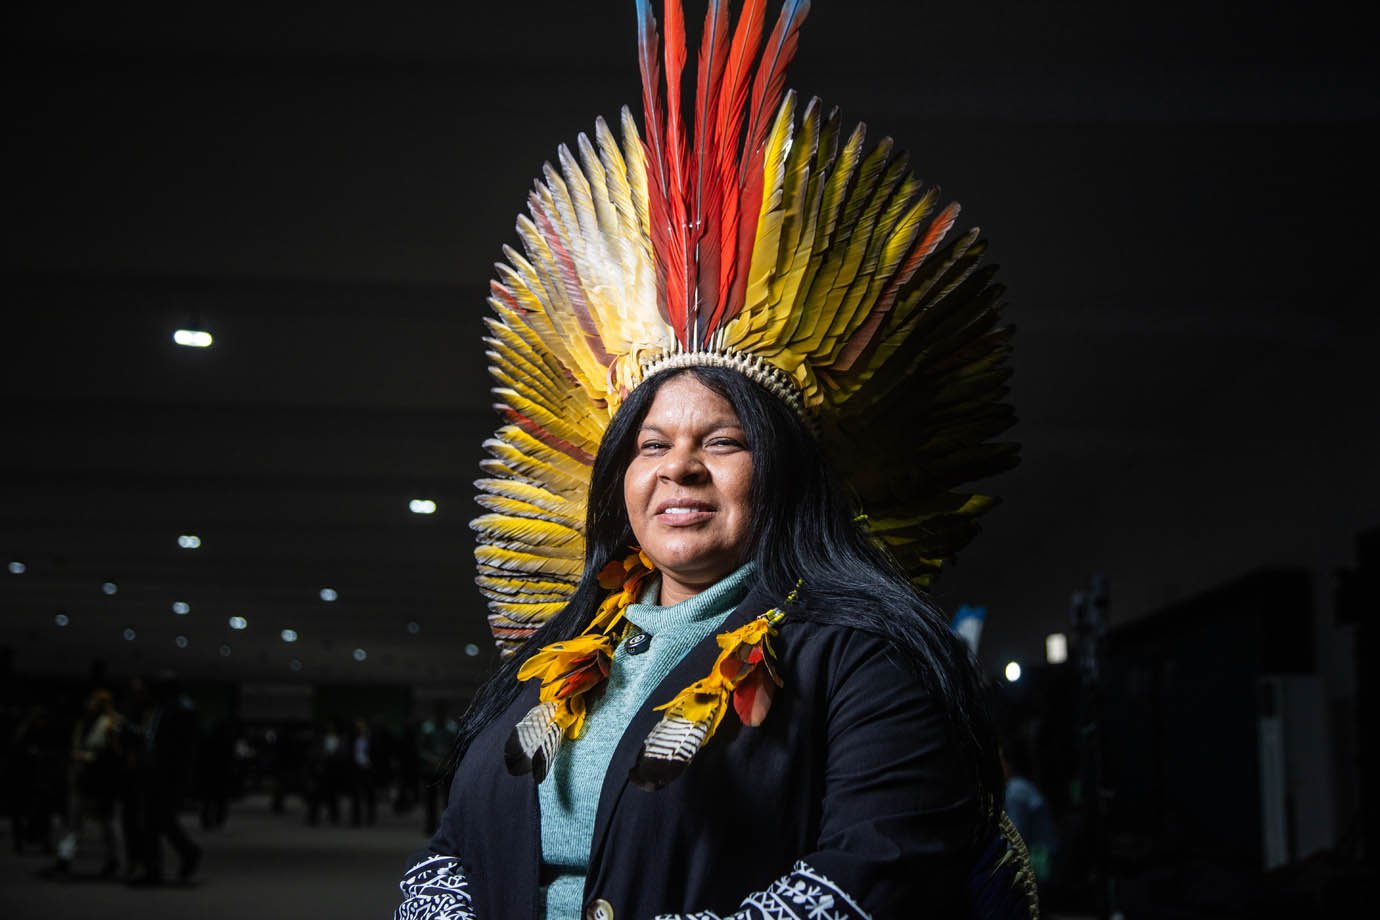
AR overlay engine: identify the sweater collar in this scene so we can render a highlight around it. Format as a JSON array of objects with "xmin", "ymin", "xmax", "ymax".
[{"xmin": 624, "ymin": 561, "xmax": 757, "ymax": 636}]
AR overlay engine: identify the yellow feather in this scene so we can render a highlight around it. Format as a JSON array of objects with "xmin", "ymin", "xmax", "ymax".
[
  {"xmin": 473, "ymin": 480, "xmax": 584, "ymax": 523},
  {"xmin": 740, "ymin": 92, "xmax": 797, "ymax": 329},
  {"xmin": 475, "ymin": 544, "xmax": 584, "ymax": 579},
  {"xmin": 481, "ymin": 443, "xmax": 588, "ymax": 497},
  {"xmin": 490, "ymin": 386, "xmax": 603, "ymax": 458}
]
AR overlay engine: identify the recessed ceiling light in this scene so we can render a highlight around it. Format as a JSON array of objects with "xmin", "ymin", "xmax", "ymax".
[
  {"xmin": 289, "ymin": 658, "xmax": 303, "ymax": 672},
  {"xmin": 1004, "ymin": 661, "xmax": 1022, "ymax": 683},
  {"xmin": 8, "ymin": 561, "xmax": 26, "ymax": 575},
  {"xmin": 122, "ymin": 628, "xmax": 137, "ymax": 641},
  {"xmin": 177, "ymin": 534, "xmax": 202, "ymax": 549},
  {"xmin": 228, "ymin": 616, "xmax": 248, "ymax": 631},
  {"xmin": 54, "ymin": 613, "xmax": 70, "ymax": 627},
  {"xmin": 280, "ymin": 628, "xmax": 298, "ymax": 643},
  {"xmin": 172, "ymin": 601, "xmax": 190, "ymax": 615},
  {"xmin": 175, "ymin": 635, "xmax": 189, "ymax": 649},
  {"xmin": 173, "ymin": 329, "xmax": 213, "ymax": 348},
  {"xmin": 1045, "ymin": 633, "xmax": 1068, "ymax": 665},
  {"xmin": 408, "ymin": 498, "xmax": 437, "ymax": 515},
  {"xmin": 352, "ymin": 648, "xmax": 367, "ymax": 662},
  {"xmin": 406, "ymin": 621, "xmax": 420, "ymax": 635},
  {"xmin": 219, "ymin": 644, "xmax": 232, "ymax": 657},
  {"xmin": 319, "ymin": 587, "xmax": 338, "ymax": 602},
  {"xmin": 101, "ymin": 581, "xmax": 118, "ymax": 596},
  {"xmin": 464, "ymin": 643, "xmax": 480, "ymax": 657}
]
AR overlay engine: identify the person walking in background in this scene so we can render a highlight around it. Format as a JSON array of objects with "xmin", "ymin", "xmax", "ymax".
[
  {"xmin": 415, "ymin": 700, "xmax": 456, "ymax": 835},
  {"xmin": 129, "ymin": 678, "xmax": 202, "ymax": 885},
  {"xmin": 53, "ymin": 688, "xmax": 123, "ymax": 876},
  {"xmin": 1002, "ymin": 742, "xmax": 1059, "ymax": 888},
  {"xmin": 116, "ymin": 678, "xmax": 151, "ymax": 879},
  {"xmin": 349, "ymin": 718, "xmax": 376, "ymax": 827},
  {"xmin": 307, "ymin": 719, "xmax": 345, "ymax": 825}
]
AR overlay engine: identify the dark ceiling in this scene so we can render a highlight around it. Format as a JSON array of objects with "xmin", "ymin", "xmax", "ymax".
[{"xmin": 3, "ymin": 0, "xmax": 1377, "ymax": 694}]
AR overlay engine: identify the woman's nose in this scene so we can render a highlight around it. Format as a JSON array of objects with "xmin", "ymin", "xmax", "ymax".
[{"xmin": 658, "ymin": 446, "xmax": 707, "ymax": 483}]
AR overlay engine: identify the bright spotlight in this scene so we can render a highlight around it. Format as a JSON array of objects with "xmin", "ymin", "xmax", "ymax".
[
  {"xmin": 1045, "ymin": 632, "xmax": 1069, "ymax": 665},
  {"xmin": 54, "ymin": 613, "xmax": 70, "ymax": 627},
  {"xmin": 464, "ymin": 643, "xmax": 480, "ymax": 657},
  {"xmin": 173, "ymin": 329, "xmax": 213, "ymax": 348},
  {"xmin": 280, "ymin": 628, "xmax": 298, "ymax": 643},
  {"xmin": 1004, "ymin": 661, "xmax": 1022, "ymax": 683},
  {"xmin": 352, "ymin": 648, "xmax": 367, "ymax": 662},
  {"xmin": 8, "ymin": 561, "xmax": 26, "ymax": 575},
  {"xmin": 172, "ymin": 601, "xmax": 190, "ymax": 615},
  {"xmin": 319, "ymin": 587, "xmax": 338, "ymax": 602},
  {"xmin": 101, "ymin": 581, "xmax": 118, "ymax": 596},
  {"xmin": 228, "ymin": 616, "xmax": 248, "ymax": 631},
  {"xmin": 408, "ymin": 498, "xmax": 437, "ymax": 515},
  {"xmin": 177, "ymin": 534, "xmax": 202, "ymax": 549}
]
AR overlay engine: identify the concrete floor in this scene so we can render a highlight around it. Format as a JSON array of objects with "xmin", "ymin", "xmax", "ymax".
[{"xmin": 1, "ymin": 794, "xmax": 426, "ymax": 920}]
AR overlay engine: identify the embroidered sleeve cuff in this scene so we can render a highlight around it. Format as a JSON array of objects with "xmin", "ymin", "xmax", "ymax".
[
  {"xmin": 653, "ymin": 860, "xmax": 871, "ymax": 920},
  {"xmin": 396, "ymin": 855, "xmax": 478, "ymax": 920}
]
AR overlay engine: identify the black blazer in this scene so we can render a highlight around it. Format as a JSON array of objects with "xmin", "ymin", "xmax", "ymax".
[{"xmin": 403, "ymin": 584, "xmax": 985, "ymax": 919}]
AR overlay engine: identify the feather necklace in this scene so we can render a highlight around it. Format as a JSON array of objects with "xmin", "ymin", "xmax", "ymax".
[{"xmin": 505, "ymin": 550, "xmax": 794, "ymax": 786}]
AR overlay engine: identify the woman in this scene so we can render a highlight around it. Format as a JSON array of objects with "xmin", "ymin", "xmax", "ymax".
[{"xmin": 398, "ymin": 2, "xmax": 1030, "ymax": 917}]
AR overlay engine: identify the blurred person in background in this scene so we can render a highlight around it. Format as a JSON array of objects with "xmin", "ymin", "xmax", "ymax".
[
  {"xmin": 129, "ymin": 678, "xmax": 202, "ymax": 885},
  {"xmin": 350, "ymin": 717, "xmax": 376, "ymax": 827},
  {"xmin": 52, "ymin": 688, "xmax": 123, "ymax": 876}
]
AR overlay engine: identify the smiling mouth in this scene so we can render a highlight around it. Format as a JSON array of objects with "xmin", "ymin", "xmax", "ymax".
[{"xmin": 655, "ymin": 501, "xmax": 715, "ymax": 524}]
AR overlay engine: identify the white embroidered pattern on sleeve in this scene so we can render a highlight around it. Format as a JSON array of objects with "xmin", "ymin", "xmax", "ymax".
[
  {"xmin": 654, "ymin": 860, "xmax": 871, "ymax": 920},
  {"xmin": 396, "ymin": 855, "xmax": 478, "ymax": 920}
]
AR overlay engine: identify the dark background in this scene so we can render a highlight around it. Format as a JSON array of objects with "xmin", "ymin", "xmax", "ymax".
[{"xmin": 1, "ymin": 2, "xmax": 1377, "ymax": 900}]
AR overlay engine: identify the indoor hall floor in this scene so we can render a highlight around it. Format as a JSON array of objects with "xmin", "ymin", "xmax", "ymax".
[{"xmin": 1, "ymin": 793, "xmax": 426, "ymax": 920}]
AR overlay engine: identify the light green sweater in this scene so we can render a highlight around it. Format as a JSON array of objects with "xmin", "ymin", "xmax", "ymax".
[{"xmin": 538, "ymin": 563, "xmax": 756, "ymax": 918}]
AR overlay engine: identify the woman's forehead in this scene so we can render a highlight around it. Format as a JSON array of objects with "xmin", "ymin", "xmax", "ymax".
[{"xmin": 641, "ymin": 375, "xmax": 741, "ymax": 427}]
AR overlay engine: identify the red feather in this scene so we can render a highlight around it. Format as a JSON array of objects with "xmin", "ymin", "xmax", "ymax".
[
  {"xmin": 733, "ymin": 664, "xmax": 777, "ymax": 726},
  {"xmin": 661, "ymin": 0, "xmax": 694, "ymax": 346},
  {"xmin": 637, "ymin": 0, "xmax": 812, "ymax": 347},
  {"xmin": 745, "ymin": 0, "xmax": 810, "ymax": 168}
]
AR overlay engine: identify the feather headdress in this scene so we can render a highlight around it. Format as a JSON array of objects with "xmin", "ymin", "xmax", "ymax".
[{"xmin": 474, "ymin": 0, "xmax": 1017, "ymax": 653}]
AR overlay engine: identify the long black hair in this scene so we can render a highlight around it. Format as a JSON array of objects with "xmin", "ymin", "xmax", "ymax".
[{"xmin": 451, "ymin": 365, "xmax": 1002, "ymax": 801}]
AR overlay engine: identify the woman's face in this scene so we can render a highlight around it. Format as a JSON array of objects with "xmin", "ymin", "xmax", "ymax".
[{"xmin": 623, "ymin": 374, "xmax": 753, "ymax": 605}]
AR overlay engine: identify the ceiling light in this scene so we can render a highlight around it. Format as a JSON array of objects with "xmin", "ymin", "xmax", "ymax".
[
  {"xmin": 122, "ymin": 628, "xmax": 136, "ymax": 641},
  {"xmin": 406, "ymin": 621, "xmax": 420, "ymax": 635},
  {"xmin": 8, "ymin": 561, "xmax": 26, "ymax": 575},
  {"xmin": 177, "ymin": 534, "xmax": 202, "ymax": 549},
  {"xmin": 1004, "ymin": 661, "xmax": 1022, "ymax": 683},
  {"xmin": 175, "ymin": 635, "xmax": 189, "ymax": 649},
  {"xmin": 1045, "ymin": 632, "xmax": 1068, "ymax": 665},
  {"xmin": 464, "ymin": 643, "xmax": 480, "ymax": 657},
  {"xmin": 352, "ymin": 648, "xmax": 367, "ymax": 662},
  {"xmin": 280, "ymin": 628, "xmax": 298, "ymax": 643},
  {"xmin": 54, "ymin": 613, "xmax": 70, "ymax": 627},
  {"xmin": 101, "ymin": 581, "xmax": 118, "ymax": 596},
  {"xmin": 173, "ymin": 329, "xmax": 213, "ymax": 348},
  {"xmin": 319, "ymin": 587, "xmax": 338, "ymax": 602},
  {"xmin": 172, "ymin": 601, "xmax": 190, "ymax": 615},
  {"xmin": 219, "ymin": 644, "xmax": 232, "ymax": 657},
  {"xmin": 228, "ymin": 616, "xmax": 247, "ymax": 631},
  {"xmin": 289, "ymin": 658, "xmax": 303, "ymax": 672},
  {"xmin": 408, "ymin": 498, "xmax": 437, "ymax": 515}
]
